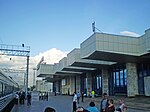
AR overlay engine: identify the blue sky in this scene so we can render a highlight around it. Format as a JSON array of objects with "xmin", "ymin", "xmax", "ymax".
[{"xmin": 0, "ymin": 0, "xmax": 150, "ymax": 56}]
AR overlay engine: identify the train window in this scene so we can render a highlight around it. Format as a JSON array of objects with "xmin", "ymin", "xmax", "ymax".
[
  {"xmin": 0, "ymin": 82, "xmax": 2, "ymax": 97},
  {"xmin": 3, "ymin": 84, "xmax": 6, "ymax": 95}
]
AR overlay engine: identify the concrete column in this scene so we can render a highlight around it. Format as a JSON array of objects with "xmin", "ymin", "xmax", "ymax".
[
  {"xmin": 70, "ymin": 75, "xmax": 75, "ymax": 94},
  {"xmin": 144, "ymin": 76, "xmax": 150, "ymax": 96},
  {"xmin": 126, "ymin": 63, "xmax": 138, "ymax": 97},
  {"xmin": 55, "ymin": 81, "xmax": 59, "ymax": 92},
  {"xmin": 102, "ymin": 69, "xmax": 109, "ymax": 94},
  {"xmin": 76, "ymin": 75, "xmax": 80, "ymax": 92},
  {"xmin": 87, "ymin": 73, "xmax": 92, "ymax": 95}
]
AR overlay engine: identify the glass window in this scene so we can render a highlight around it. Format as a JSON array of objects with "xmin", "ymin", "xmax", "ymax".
[
  {"xmin": 96, "ymin": 77, "xmax": 99, "ymax": 89},
  {"xmin": 116, "ymin": 72, "xmax": 119, "ymax": 86},
  {"xmin": 124, "ymin": 69, "xmax": 127, "ymax": 85},
  {"xmin": 113, "ymin": 72, "xmax": 116, "ymax": 85},
  {"xmin": 120, "ymin": 70, "xmax": 124, "ymax": 86},
  {"xmin": 96, "ymin": 76, "xmax": 101, "ymax": 89},
  {"xmin": 3, "ymin": 84, "xmax": 5, "ymax": 96},
  {"xmin": 112, "ymin": 65, "xmax": 127, "ymax": 87},
  {"xmin": 85, "ymin": 78, "xmax": 88, "ymax": 89},
  {"xmin": 124, "ymin": 69, "xmax": 127, "ymax": 78},
  {"xmin": 99, "ymin": 77, "xmax": 101, "ymax": 88}
]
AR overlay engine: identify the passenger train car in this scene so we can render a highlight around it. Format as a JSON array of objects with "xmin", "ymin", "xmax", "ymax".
[{"xmin": 0, "ymin": 70, "xmax": 19, "ymax": 111}]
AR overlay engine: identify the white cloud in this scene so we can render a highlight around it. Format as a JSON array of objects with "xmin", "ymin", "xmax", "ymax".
[
  {"xmin": 0, "ymin": 48, "xmax": 67, "ymax": 86},
  {"xmin": 120, "ymin": 31, "xmax": 140, "ymax": 37},
  {"xmin": 33, "ymin": 48, "xmax": 67, "ymax": 65}
]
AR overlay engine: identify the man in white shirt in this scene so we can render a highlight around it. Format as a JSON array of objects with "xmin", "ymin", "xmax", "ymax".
[{"xmin": 73, "ymin": 92, "xmax": 77, "ymax": 112}]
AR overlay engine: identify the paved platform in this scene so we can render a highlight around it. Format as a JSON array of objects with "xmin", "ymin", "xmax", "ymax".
[{"xmin": 11, "ymin": 92, "xmax": 150, "ymax": 112}]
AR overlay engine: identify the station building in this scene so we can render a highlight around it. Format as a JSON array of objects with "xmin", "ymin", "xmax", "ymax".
[{"xmin": 37, "ymin": 28, "xmax": 150, "ymax": 97}]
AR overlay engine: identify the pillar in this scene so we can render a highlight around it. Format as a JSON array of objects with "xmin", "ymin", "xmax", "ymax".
[
  {"xmin": 102, "ymin": 68, "xmax": 109, "ymax": 94},
  {"xmin": 87, "ymin": 73, "xmax": 92, "ymax": 95},
  {"xmin": 126, "ymin": 63, "xmax": 138, "ymax": 97},
  {"xmin": 70, "ymin": 75, "xmax": 76, "ymax": 94},
  {"xmin": 76, "ymin": 75, "xmax": 80, "ymax": 92},
  {"xmin": 53, "ymin": 82, "xmax": 56, "ymax": 92},
  {"xmin": 144, "ymin": 76, "xmax": 150, "ymax": 96}
]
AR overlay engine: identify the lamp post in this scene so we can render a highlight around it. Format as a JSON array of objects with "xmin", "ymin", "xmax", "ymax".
[{"xmin": 25, "ymin": 56, "xmax": 29, "ymax": 98}]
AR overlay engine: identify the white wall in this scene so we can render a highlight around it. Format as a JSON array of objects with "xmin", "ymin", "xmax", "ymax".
[
  {"xmin": 80, "ymin": 34, "xmax": 96, "ymax": 58},
  {"xmin": 81, "ymin": 29, "xmax": 150, "ymax": 59},
  {"xmin": 37, "ymin": 64, "xmax": 54, "ymax": 76},
  {"xmin": 96, "ymin": 33, "xmax": 139, "ymax": 55},
  {"xmin": 67, "ymin": 48, "xmax": 80, "ymax": 66}
]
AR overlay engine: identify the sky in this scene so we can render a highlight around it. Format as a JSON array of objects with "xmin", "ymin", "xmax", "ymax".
[{"xmin": 0, "ymin": 0, "xmax": 150, "ymax": 86}]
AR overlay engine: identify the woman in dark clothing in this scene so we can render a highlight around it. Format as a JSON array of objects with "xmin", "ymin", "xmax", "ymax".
[{"xmin": 106, "ymin": 99, "xmax": 115, "ymax": 112}]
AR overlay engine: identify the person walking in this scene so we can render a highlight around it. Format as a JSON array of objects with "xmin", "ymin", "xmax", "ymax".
[
  {"xmin": 27, "ymin": 93, "xmax": 32, "ymax": 106},
  {"xmin": 20, "ymin": 92, "xmax": 25, "ymax": 104},
  {"xmin": 77, "ymin": 91, "xmax": 80, "ymax": 104},
  {"xmin": 81, "ymin": 92, "xmax": 84, "ymax": 102},
  {"xmin": 100, "ymin": 93, "xmax": 109, "ymax": 112},
  {"xmin": 73, "ymin": 92, "xmax": 77, "ymax": 112},
  {"xmin": 39, "ymin": 92, "xmax": 42, "ymax": 101},
  {"xmin": 46, "ymin": 92, "xmax": 48, "ymax": 101}
]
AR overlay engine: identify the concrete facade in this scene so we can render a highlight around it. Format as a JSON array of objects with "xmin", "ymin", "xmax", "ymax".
[
  {"xmin": 36, "ymin": 28, "xmax": 150, "ymax": 97},
  {"xmin": 61, "ymin": 76, "xmax": 76, "ymax": 95}
]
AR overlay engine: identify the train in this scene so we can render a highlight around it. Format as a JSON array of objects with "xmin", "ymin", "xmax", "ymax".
[{"xmin": 0, "ymin": 70, "xmax": 19, "ymax": 112}]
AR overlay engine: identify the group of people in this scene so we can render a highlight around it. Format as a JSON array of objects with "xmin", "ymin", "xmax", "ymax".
[
  {"xmin": 100, "ymin": 93, "xmax": 127, "ymax": 112},
  {"xmin": 15, "ymin": 91, "xmax": 32, "ymax": 106},
  {"xmin": 73, "ymin": 92, "xmax": 127, "ymax": 112},
  {"xmin": 39, "ymin": 91, "xmax": 49, "ymax": 101}
]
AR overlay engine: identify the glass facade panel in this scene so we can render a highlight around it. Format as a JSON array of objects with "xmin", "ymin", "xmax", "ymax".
[
  {"xmin": 110, "ymin": 64, "xmax": 127, "ymax": 95},
  {"xmin": 120, "ymin": 70, "xmax": 124, "ymax": 86},
  {"xmin": 137, "ymin": 63, "xmax": 150, "ymax": 95},
  {"xmin": 124, "ymin": 69, "xmax": 127, "ymax": 85},
  {"xmin": 113, "ymin": 72, "xmax": 116, "ymax": 85},
  {"xmin": 96, "ymin": 77, "xmax": 99, "ymax": 89},
  {"xmin": 85, "ymin": 78, "xmax": 87, "ymax": 89},
  {"xmin": 96, "ymin": 76, "xmax": 101, "ymax": 89},
  {"xmin": 116, "ymin": 72, "xmax": 119, "ymax": 86}
]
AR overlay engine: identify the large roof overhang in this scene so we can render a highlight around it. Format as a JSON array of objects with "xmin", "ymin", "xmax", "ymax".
[
  {"xmin": 37, "ymin": 74, "xmax": 53, "ymax": 77},
  {"xmin": 56, "ymin": 71, "xmax": 82, "ymax": 75},
  {"xmin": 62, "ymin": 66, "xmax": 96, "ymax": 73},
  {"xmin": 70, "ymin": 59, "xmax": 115, "ymax": 69},
  {"xmin": 140, "ymin": 52, "xmax": 150, "ymax": 63},
  {"xmin": 44, "ymin": 75, "xmax": 63, "ymax": 82},
  {"xmin": 43, "ymin": 71, "xmax": 83, "ymax": 82},
  {"xmin": 83, "ymin": 51, "xmax": 150, "ymax": 63}
]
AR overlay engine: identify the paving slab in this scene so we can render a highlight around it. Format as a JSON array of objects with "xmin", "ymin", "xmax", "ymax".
[{"xmin": 12, "ymin": 92, "xmax": 150, "ymax": 112}]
